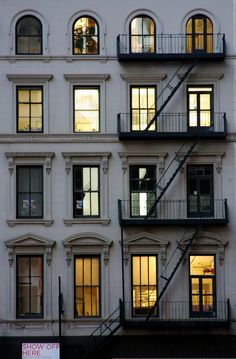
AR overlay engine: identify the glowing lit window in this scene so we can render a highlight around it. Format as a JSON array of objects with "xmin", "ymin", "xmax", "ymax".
[
  {"xmin": 73, "ymin": 166, "xmax": 100, "ymax": 217},
  {"xmin": 190, "ymin": 255, "xmax": 216, "ymax": 316},
  {"xmin": 186, "ymin": 15, "xmax": 213, "ymax": 54},
  {"xmin": 74, "ymin": 256, "xmax": 100, "ymax": 317},
  {"xmin": 16, "ymin": 16, "xmax": 42, "ymax": 55},
  {"xmin": 130, "ymin": 16, "xmax": 155, "ymax": 53},
  {"xmin": 130, "ymin": 165, "xmax": 156, "ymax": 217},
  {"xmin": 74, "ymin": 87, "xmax": 99, "ymax": 132},
  {"xmin": 16, "ymin": 255, "xmax": 43, "ymax": 318},
  {"xmin": 132, "ymin": 255, "xmax": 157, "ymax": 316},
  {"xmin": 188, "ymin": 86, "xmax": 213, "ymax": 128},
  {"xmin": 131, "ymin": 86, "xmax": 156, "ymax": 131},
  {"xmin": 73, "ymin": 16, "xmax": 99, "ymax": 55},
  {"xmin": 17, "ymin": 87, "xmax": 43, "ymax": 132}
]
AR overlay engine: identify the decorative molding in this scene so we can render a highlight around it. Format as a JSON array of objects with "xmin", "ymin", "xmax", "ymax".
[
  {"xmin": 64, "ymin": 74, "xmax": 110, "ymax": 82},
  {"xmin": 178, "ymin": 73, "xmax": 224, "ymax": 81},
  {"xmin": 63, "ymin": 218, "xmax": 110, "ymax": 226},
  {"xmin": 62, "ymin": 152, "xmax": 111, "ymax": 171},
  {"xmin": 179, "ymin": 231, "xmax": 228, "ymax": 265},
  {"xmin": 7, "ymin": 74, "xmax": 53, "ymax": 82},
  {"xmin": 7, "ymin": 219, "xmax": 54, "ymax": 227},
  {"xmin": 62, "ymin": 233, "xmax": 113, "ymax": 266},
  {"xmin": 120, "ymin": 73, "xmax": 167, "ymax": 82},
  {"xmin": 118, "ymin": 152, "xmax": 167, "ymax": 173},
  {"xmin": 122, "ymin": 232, "xmax": 169, "ymax": 265},
  {"xmin": 5, "ymin": 152, "xmax": 55, "ymax": 174},
  {"xmin": 5, "ymin": 233, "xmax": 55, "ymax": 266}
]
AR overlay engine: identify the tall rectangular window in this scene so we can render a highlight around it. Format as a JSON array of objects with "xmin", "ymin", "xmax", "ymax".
[
  {"xmin": 131, "ymin": 86, "xmax": 156, "ymax": 131},
  {"xmin": 132, "ymin": 255, "xmax": 157, "ymax": 317},
  {"xmin": 74, "ymin": 256, "xmax": 100, "ymax": 317},
  {"xmin": 16, "ymin": 255, "xmax": 43, "ymax": 318},
  {"xmin": 74, "ymin": 87, "xmax": 100, "ymax": 132},
  {"xmin": 187, "ymin": 86, "xmax": 213, "ymax": 129},
  {"xmin": 130, "ymin": 165, "xmax": 156, "ymax": 217},
  {"xmin": 17, "ymin": 166, "xmax": 43, "ymax": 218},
  {"xmin": 17, "ymin": 87, "xmax": 43, "ymax": 132},
  {"xmin": 189, "ymin": 255, "xmax": 216, "ymax": 317},
  {"xmin": 73, "ymin": 166, "xmax": 100, "ymax": 217}
]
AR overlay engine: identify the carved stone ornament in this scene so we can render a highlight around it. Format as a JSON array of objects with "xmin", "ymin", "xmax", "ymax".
[
  {"xmin": 63, "ymin": 233, "xmax": 113, "ymax": 266},
  {"xmin": 5, "ymin": 233, "xmax": 55, "ymax": 266}
]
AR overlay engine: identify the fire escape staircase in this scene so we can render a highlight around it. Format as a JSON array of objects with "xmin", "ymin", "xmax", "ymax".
[
  {"xmin": 146, "ymin": 225, "xmax": 201, "ymax": 321},
  {"xmin": 145, "ymin": 58, "xmax": 199, "ymax": 131},
  {"xmin": 144, "ymin": 137, "xmax": 199, "ymax": 221},
  {"xmin": 76, "ymin": 304, "xmax": 122, "ymax": 359}
]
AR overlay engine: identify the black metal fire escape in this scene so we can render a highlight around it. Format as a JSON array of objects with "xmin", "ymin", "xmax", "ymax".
[{"xmin": 146, "ymin": 225, "xmax": 201, "ymax": 320}]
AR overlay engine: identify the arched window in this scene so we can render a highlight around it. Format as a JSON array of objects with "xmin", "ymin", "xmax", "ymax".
[
  {"xmin": 130, "ymin": 15, "xmax": 155, "ymax": 53},
  {"xmin": 73, "ymin": 16, "xmax": 99, "ymax": 54},
  {"xmin": 16, "ymin": 15, "xmax": 42, "ymax": 55},
  {"xmin": 186, "ymin": 15, "xmax": 213, "ymax": 53}
]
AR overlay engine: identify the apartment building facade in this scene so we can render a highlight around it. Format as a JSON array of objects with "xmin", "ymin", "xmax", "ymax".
[{"xmin": 0, "ymin": 0, "xmax": 235, "ymax": 358}]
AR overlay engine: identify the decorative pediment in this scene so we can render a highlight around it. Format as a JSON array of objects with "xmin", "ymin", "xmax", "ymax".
[
  {"xmin": 5, "ymin": 233, "xmax": 55, "ymax": 265},
  {"xmin": 63, "ymin": 233, "xmax": 113, "ymax": 265},
  {"xmin": 179, "ymin": 231, "xmax": 228, "ymax": 265},
  {"xmin": 122, "ymin": 232, "xmax": 169, "ymax": 265}
]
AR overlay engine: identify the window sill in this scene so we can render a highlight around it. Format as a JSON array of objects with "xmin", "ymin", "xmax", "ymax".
[
  {"xmin": 7, "ymin": 219, "xmax": 54, "ymax": 227},
  {"xmin": 63, "ymin": 217, "xmax": 110, "ymax": 226}
]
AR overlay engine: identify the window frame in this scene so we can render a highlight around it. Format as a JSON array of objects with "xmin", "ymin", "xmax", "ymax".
[
  {"xmin": 129, "ymin": 164, "xmax": 156, "ymax": 218},
  {"xmin": 187, "ymin": 85, "xmax": 214, "ymax": 131},
  {"xmin": 16, "ymin": 86, "xmax": 44, "ymax": 133},
  {"xmin": 189, "ymin": 254, "xmax": 216, "ymax": 318},
  {"xmin": 130, "ymin": 85, "xmax": 156, "ymax": 131},
  {"xmin": 15, "ymin": 15, "xmax": 43, "ymax": 55},
  {"xmin": 129, "ymin": 15, "xmax": 156, "ymax": 54},
  {"xmin": 72, "ymin": 16, "xmax": 99, "ymax": 55},
  {"xmin": 73, "ymin": 86, "xmax": 100, "ymax": 133},
  {"xmin": 16, "ymin": 254, "xmax": 44, "ymax": 319},
  {"xmin": 73, "ymin": 165, "xmax": 100, "ymax": 218},
  {"xmin": 16, "ymin": 165, "xmax": 44, "ymax": 219},
  {"xmin": 74, "ymin": 255, "xmax": 101, "ymax": 318},
  {"xmin": 186, "ymin": 14, "xmax": 213, "ymax": 54},
  {"xmin": 131, "ymin": 254, "xmax": 158, "ymax": 317}
]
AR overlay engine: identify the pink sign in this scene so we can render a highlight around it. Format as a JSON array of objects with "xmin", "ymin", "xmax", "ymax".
[{"xmin": 22, "ymin": 343, "xmax": 60, "ymax": 359}]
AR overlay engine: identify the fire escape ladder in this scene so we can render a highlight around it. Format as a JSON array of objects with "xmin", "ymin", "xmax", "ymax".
[
  {"xmin": 145, "ymin": 137, "xmax": 199, "ymax": 220},
  {"xmin": 145, "ymin": 58, "xmax": 199, "ymax": 131},
  {"xmin": 146, "ymin": 225, "xmax": 201, "ymax": 321},
  {"xmin": 78, "ymin": 303, "xmax": 121, "ymax": 359}
]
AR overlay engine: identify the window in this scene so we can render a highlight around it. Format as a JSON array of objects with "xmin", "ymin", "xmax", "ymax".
[
  {"xmin": 16, "ymin": 255, "xmax": 43, "ymax": 318},
  {"xmin": 73, "ymin": 16, "xmax": 99, "ymax": 55},
  {"xmin": 17, "ymin": 166, "xmax": 43, "ymax": 219},
  {"xmin": 74, "ymin": 87, "xmax": 100, "ymax": 132},
  {"xmin": 187, "ymin": 86, "xmax": 213, "ymax": 129},
  {"xmin": 73, "ymin": 166, "xmax": 99, "ymax": 217},
  {"xmin": 189, "ymin": 255, "xmax": 216, "ymax": 317},
  {"xmin": 16, "ymin": 15, "xmax": 42, "ymax": 55},
  {"xmin": 17, "ymin": 87, "xmax": 43, "ymax": 132},
  {"xmin": 74, "ymin": 255, "xmax": 100, "ymax": 317},
  {"xmin": 130, "ymin": 16, "xmax": 155, "ymax": 53},
  {"xmin": 187, "ymin": 165, "xmax": 214, "ymax": 217},
  {"xmin": 186, "ymin": 15, "xmax": 213, "ymax": 54},
  {"xmin": 130, "ymin": 165, "xmax": 156, "ymax": 217},
  {"xmin": 131, "ymin": 86, "xmax": 156, "ymax": 131},
  {"xmin": 132, "ymin": 255, "xmax": 157, "ymax": 317}
]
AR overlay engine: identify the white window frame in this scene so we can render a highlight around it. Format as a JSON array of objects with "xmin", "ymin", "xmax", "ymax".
[
  {"xmin": 62, "ymin": 152, "xmax": 111, "ymax": 225},
  {"xmin": 7, "ymin": 74, "xmax": 53, "ymax": 134},
  {"xmin": 5, "ymin": 152, "xmax": 55, "ymax": 226}
]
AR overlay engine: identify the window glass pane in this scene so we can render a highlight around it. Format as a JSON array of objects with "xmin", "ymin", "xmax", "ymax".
[
  {"xmin": 75, "ymin": 287, "xmax": 83, "ymax": 316},
  {"xmin": 189, "ymin": 111, "xmax": 197, "ymax": 127},
  {"xmin": 91, "ymin": 168, "xmax": 98, "ymax": 191},
  {"xmin": 189, "ymin": 94, "xmax": 197, "ymax": 110},
  {"xmin": 75, "ymin": 258, "xmax": 83, "ymax": 285},
  {"xmin": 141, "ymin": 256, "xmax": 148, "ymax": 285},
  {"xmin": 18, "ymin": 90, "xmax": 29, "ymax": 102},
  {"xmin": 200, "ymin": 94, "xmax": 210, "ymax": 110},
  {"xmin": 200, "ymin": 111, "xmax": 211, "ymax": 127},
  {"xmin": 83, "ymin": 167, "xmax": 90, "ymax": 191},
  {"xmin": 91, "ymin": 258, "xmax": 99, "ymax": 285},
  {"xmin": 84, "ymin": 258, "xmax": 91, "ymax": 285},
  {"xmin": 140, "ymin": 88, "xmax": 147, "ymax": 108},
  {"xmin": 74, "ymin": 88, "xmax": 99, "ymax": 132},
  {"xmin": 190, "ymin": 255, "xmax": 215, "ymax": 275},
  {"xmin": 18, "ymin": 285, "xmax": 30, "ymax": 315},
  {"xmin": 142, "ymin": 17, "xmax": 154, "ymax": 35},
  {"xmin": 31, "ymin": 257, "xmax": 42, "ymax": 276},
  {"xmin": 73, "ymin": 17, "xmax": 98, "ymax": 55},
  {"xmin": 18, "ymin": 168, "xmax": 30, "ymax": 191},
  {"xmin": 91, "ymin": 287, "xmax": 99, "ymax": 315},
  {"xmin": 31, "ymin": 90, "xmax": 42, "ymax": 103},
  {"xmin": 149, "ymin": 256, "xmax": 156, "ymax": 284},
  {"xmin": 132, "ymin": 256, "xmax": 140, "ymax": 285},
  {"xmin": 31, "ymin": 167, "xmax": 43, "ymax": 192},
  {"xmin": 19, "ymin": 103, "xmax": 29, "ymax": 117},
  {"xmin": 84, "ymin": 287, "xmax": 92, "ymax": 315},
  {"xmin": 148, "ymin": 88, "xmax": 155, "ymax": 108},
  {"xmin": 18, "ymin": 257, "xmax": 30, "ymax": 276},
  {"xmin": 131, "ymin": 17, "xmax": 142, "ymax": 35},
  {"xmin": 30, "ymin": 193, "xmax": 43, "ymax": 217}
]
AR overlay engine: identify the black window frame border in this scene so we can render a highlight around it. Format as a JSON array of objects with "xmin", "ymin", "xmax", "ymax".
[
  {"xmin": 129, "ymin": 14, "xmax": 156, "ymax": 54},
  {"xmin": 16, "ymin": 165, "xmax": 44, "ymax": 219},
  {"xmin": 15, "ymin": 15, "xmax": 43, "ymax": 55},
  {"xmin": 16, "ymin": 85, "xmax": 44, "ymax": 133},
  {"xmin": 74, "ymin": 254, "xmax": 101, "ymax": 318},
  {"xmin": 16, "ymin": 254, "xmax": 44, "ymax": 319},
  {"xmin": 72, "ymin": 15, "xmax": 100, "ymax": 55}
]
